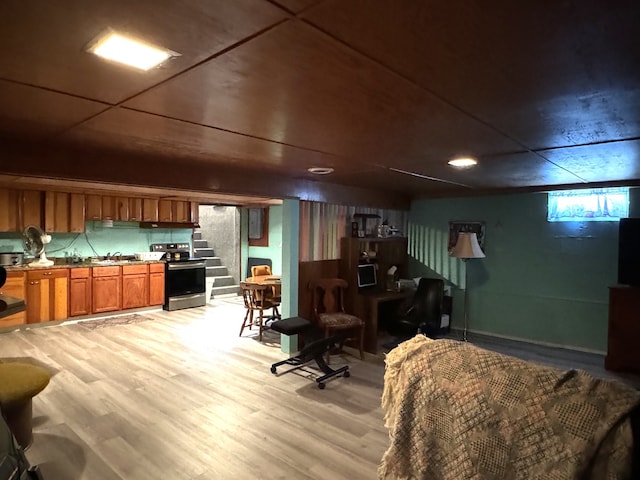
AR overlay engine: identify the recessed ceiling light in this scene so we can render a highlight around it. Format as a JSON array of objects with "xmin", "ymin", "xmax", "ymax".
[
  {"xmin": 307, "ymin": 167, "xmax": 334, "ymax": 175},
  {"xmin": 88, "ymin": 31, "xmax": 179, "ymax": 71},
  {"xmin": 448, "ymin": 157, "xmax": 478, "ymax": 168}
]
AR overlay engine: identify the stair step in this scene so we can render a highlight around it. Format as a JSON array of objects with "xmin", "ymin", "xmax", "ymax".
[
  {"xmin": 206, "ymin": 266, "xmax": 228, "ymax": 277},
  {"xmin": 193, "ymin": 239, "xmax": 208, "ymax": 248},
  {"xmin": 202, "ymin": 257, "xmax": 222, "ymax": 267},
  {"xmin": 208, "ymin": 274, "xmax": 235, "ymax": 287},
  {"xmin": 212, "ymin": 284, "xmax": 241, "ymax": 297},
  {"xmin": 193, "ymin": 247, "xmax": 215, "ymax": 257},
  {"xmin": 192, "ymin": 231, "xmax": 202, "ymax": 240}
]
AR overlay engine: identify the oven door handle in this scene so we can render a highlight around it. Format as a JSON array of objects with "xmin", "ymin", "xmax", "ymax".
[{"xmin": 167, "ymin": 261, "xmax": 206, "ymax": 270}]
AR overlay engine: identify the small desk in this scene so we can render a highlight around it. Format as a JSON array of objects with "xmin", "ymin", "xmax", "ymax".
[{"xmin": 363, "ymin": 289, "xmax": 415, "ymax": 354}]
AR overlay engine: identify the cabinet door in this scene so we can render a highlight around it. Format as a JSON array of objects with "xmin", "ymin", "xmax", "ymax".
[
  {"xmin": 123, "ymin": 274, "xmax": 149, "ymax": 309},
  {"xmin": 20, "ymin": 190, "xmax": 43, "ymax": 229},
  {"xmin": 102, "ymin": 196, "xmax": 116, "ymax": 220},
  {"xmin": 142, "ymin": 198, "xmax": 159, "ymax": 222},
  {"xmin": 69, "ymin": 194, "xmax": 85, "ymax": 232},
  {"xmin": 172, "ymin": 201, "xmax": 189, "ymax": 223},
  {"xmin": 129, "ymin": 198, "xmax": 143, "ymax": 222},
  {"xmin": 115, "ymin": 197, "xmax": 129, "ymax": 221},
  {"xmin": 189, "ymin": 202, "xmax": 199, "ymax": 225},
  {"xmin": 0, "ymin": 188, "xmax": 19, "ymax": 232},
  {"xmin": 26, "ymin": 269, "xmax": 69, "ymax": 323},
  {"xmin": 45, "ymin": 191, "xmax": 70, "ymax": 232},
  {"xmin": 69, "ymin": 268, "xmax": 92, "ymax": 317},
  {"xmin": 149, "ymin": 264, "xmax": 165, "ymax": 306},
  {"xmin": 92, "ymin": 276, "xmax": 122, "ymax": 313},
  {"xmin": 158, "ymin": 200, "xmax": 172, "ymax": 222},
  {"xmin": 0, "ymin": 271, "xmax": 26, "ymax": 326},
  {"xmin": 85, "ymin": 195, "xmax": 102, "ymax": 221}
]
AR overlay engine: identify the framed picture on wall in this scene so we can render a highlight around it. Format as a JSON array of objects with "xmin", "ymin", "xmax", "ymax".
[{"xmin": 448, "ymin": 221, "xmax": 486, "ymax": 252}]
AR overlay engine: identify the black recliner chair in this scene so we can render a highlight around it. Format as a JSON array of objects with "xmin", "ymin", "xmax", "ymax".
[{"xmin": 389, "ymin": 277, "xmax": 445, "ymax": 339}]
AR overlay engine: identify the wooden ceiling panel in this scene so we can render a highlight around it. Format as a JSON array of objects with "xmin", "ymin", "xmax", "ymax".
[
  {"xmin": 539, "ymin": 140, "xmax": 640, "ymax": 184},
  {"xmin": 124, "ymin": 21, "xmax": 522, "ymax": 166},
  {"xmin": 0, "ymin": 80, "xmax": 108, "ymax": 136},
  {"xmin": 271, "ymin": 0, "xmax": 324, "ymax": 14},
  {"xmin": 303, "ymin": 0, "xmax": 640, "ymax": 150},
  {"xmin": 0, "ymin": 0, "xmax": 287, "ymax": 104},
  {"xmin": 64, "ymin": 107, "xmax": 363, "ymax": 176}
]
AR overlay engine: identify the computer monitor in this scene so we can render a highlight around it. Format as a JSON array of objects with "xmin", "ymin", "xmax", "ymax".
[{"xmin": 357, "ymin": 263, "xmax": 377, "ymax": 288}]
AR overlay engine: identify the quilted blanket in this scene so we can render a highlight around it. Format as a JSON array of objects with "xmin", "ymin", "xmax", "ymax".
[{"xmin": 379, "ymin": 336, "xmax": 640, "ymax": 480}]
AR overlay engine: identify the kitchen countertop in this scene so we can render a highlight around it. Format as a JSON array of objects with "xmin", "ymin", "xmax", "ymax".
[{"xmin": 4, "ymin": 260, "xmax": 165, "ymax": 272}]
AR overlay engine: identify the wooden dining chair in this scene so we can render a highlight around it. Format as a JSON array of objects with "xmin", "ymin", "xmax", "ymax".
[
  {"xmin": 310, "ymin": 278, "xmax": 365, "ymax": 363},
  {"xmin": 239, "ymin": 281, "xmax": 280, "ymax": 341},
  {"xmin": 250, "ymin": 264, "xmax": 272, "ymax": 277}
]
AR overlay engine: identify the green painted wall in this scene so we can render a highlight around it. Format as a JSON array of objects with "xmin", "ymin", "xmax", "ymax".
[
  {"xmin": 408, "ymin": 188, "xmax": 639, "ymax": 353},
  {"xmin": 0, "ymin": 221, "xmax": 192, "ymax": 260},
  {"xmin": 247, "ymin": 205, "xmax": 283, "ymax": 275}
]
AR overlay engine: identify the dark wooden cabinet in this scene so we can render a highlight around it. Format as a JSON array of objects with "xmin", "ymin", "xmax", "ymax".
[
  {"xmin": 149, "ymin": 263, "xmax": 165, "ymax": 306},
  {"xmin": 20, "ymin": 190, "xmax": 43, "ymax": 229},
  {"xmin": 92, "ymin": 266, "xmax": 122, "ymax": 313},
  {"xmin": 0, "ymin": 188, "xmax": 20, "ymax": 232},
  {"xmin": 69, "ymin": 267, "xmax": 92, "ymax": 317},
  {"xmin": 142, "ymin": 198, "xmax": 159, "ymax": 222},
  {"xmin": 606, "ymin": 285, "xmax": 640, "ymax": 372},
  {"xmin": 122, "ymin": 264, "xmax": 149, "ymax": 309}
]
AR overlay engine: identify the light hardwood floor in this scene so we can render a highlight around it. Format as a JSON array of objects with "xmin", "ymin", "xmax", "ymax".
[{"xmin": 2, "ymin": 298, "xmax": 637, "ymax": 479}]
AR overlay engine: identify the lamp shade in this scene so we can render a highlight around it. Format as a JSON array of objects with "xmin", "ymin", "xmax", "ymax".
[{"xmin": 451, "ymin": 232, "xmax": 485, "ymax": 259}]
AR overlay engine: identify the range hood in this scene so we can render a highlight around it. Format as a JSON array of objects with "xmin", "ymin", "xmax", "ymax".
[{"xmin": 139, "ymin": 222, "xmax": 200, "ymax": 229}]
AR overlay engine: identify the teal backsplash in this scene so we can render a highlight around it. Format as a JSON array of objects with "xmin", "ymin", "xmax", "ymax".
[{"xmin": 0, "ymin": 222, "xmax": 192, "ymax": 259}]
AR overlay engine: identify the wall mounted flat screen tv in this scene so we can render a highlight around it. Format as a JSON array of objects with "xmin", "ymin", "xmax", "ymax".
[{"xmin": 357, "ymin": 263, "xmax": 377, "ymax": 288}]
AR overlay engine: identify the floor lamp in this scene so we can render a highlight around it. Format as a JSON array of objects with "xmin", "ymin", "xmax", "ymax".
[{"xmin": 451, "ymin": 232, "xmax": 485, "ymax": 341}]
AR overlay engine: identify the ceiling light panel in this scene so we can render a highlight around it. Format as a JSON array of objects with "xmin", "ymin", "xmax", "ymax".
[
  {"xmin": 448, "ymin": 157, "xmax": 478, "ymax": 168},
  {"xmin": 88, "ymin": 32, "xmax": 178, "ymax": 71}
]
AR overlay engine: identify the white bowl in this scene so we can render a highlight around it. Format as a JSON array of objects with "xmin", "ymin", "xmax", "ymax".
[{"xmin": 134, "ymin": 252, "xmax": 165, "ymax": 261}]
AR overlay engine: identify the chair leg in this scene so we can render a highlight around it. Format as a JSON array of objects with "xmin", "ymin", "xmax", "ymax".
[
  {"xmin": 359, "ymin": 323, "xmax": 365, "ymax": 360},
  {"xmin": 258, "ymin": 309, "xmax": 264, "ymax": 342},
  {"xmin": 239, "ymin": 308, "xmax": 251, "ymax": 337},
  {"xmin": 324, "ymin": 327, "xmax": 331, "ymax": 365}
]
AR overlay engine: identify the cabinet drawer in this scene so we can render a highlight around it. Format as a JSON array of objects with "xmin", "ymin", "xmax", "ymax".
[
  {"xmin": 70, "ymin": 267, "xmax": 91, "ymax": 279},
  {"xmin": 27, "ymin": 269, "xmax": 68, "ymax": 281},
  {"xmin": 123, "ymin": 264, "xmax": 148, "ymax": 276},
  {"xmin": 149, "ymin": 263, "xmax": 165, "ymax": 274},
  {"xmin": 92, "ymin": 266, "xmax": 121, "ymax": 277}
]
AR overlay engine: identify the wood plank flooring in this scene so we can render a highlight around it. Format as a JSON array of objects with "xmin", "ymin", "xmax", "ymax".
[
  {"xmin": 2, "ymin": 297, "xmax": 638, "ymax": 479},
  {"xmin": 1, "ymin": 299, "xmax": 388, "ymax": 480}
]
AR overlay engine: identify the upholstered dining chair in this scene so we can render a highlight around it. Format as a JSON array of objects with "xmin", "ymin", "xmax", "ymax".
[
  {"xmin": 250, "ymin": 264, "xmax": 272, "ymax": 277},
  {"xmin": 239, "ymin": 281, "xmax": 280, "ymax": 341},
  {"xmin": 310, "ymin": 278, "xmax": 365, "ymax": 363}
]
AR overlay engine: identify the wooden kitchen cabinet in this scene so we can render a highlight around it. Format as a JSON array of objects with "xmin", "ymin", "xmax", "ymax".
[
  {"xmin": 115, "ymin": 197, "xmax": 129, "ymax": 221},
  {"xmin": 85, "ymin": 195, "xmax": 102, "ymax": 221},
  {"xmin": 0, "ymin": 188, "xmax": 20, "ymax": 232},
  {"xmin": 190, "ymin": 202, "xmax": 199, "ymax": 225},
  {"xmin": 92, "ymin": 266, "xmax": 122, "ymax": 313},
  {"xmin": 69, "ymin": 267, "xmax": 92, "ymax": 317},
  {"xmin": 142, "ymin": 198, "xmax": 159, "ymax": 222},
  {"xmin": 20, "ymin": 190, "xmax": 43, "ymax": 229},
  {"xmin": 102, "ymin": 196, "xmax": 116, "ymax": 220},
  {"xmin": 26, "ymin": 268, "xmax": 69, "ymax": 324},
  {"xmin": 45, "ymin": 192, "xmax": 85, "ymax": 233},
  {"xmin": 149, "ymin": 263, "xmax": 165, "ymax": 306},
  {"xmin": 158, "ymin": 200, "xmax": 173, "ymax": 222},
  {"xmin": 0, "ymin": 271, "xmax": 26, "ymax": 327},
  {"xmin": 122, "ymin": 264, "xmax": 149, "ymax": 309},
  {"xmin": 69, "ymin": 194, "xmax": 85, "ymax": 232},
  {"xmin": 129, "ymin": 198, "xmax": 143, "ymax": 222},
  {"xmin": 172, "ymin": 201, "xmax": 190, "ymax": 223}
]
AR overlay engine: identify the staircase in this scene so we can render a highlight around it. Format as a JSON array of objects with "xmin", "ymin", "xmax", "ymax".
[{"xmin": 192, "ymin": 230, "xmax": 240, "ymax": 299}]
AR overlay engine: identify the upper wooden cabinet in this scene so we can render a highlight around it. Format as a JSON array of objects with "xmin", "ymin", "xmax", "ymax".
[
  {"xmin": 85, "ymin": 194, "xmax": 102, "ymax": 221},
  {"xmin": 0, "ymin": 189, "xmax": 19, "ymax": 232},
  {"xmin": 190, "ymin": 202, "xmax": 200, "ymax": 225},
  {"xmin": 20, "ymin": 190, "xmax": 43, "ymax": 229},
  {"xmin": 129, "ymin": 198, "xmax": 143, "ymax": 222},
  {"xmin": 115, "ymin": 197, "xmax": 129, "ymax": 221},
  {"xmin": 143, "ymin": 198, "xmax": 159, "ymax": 222},
  {"xmin": 102, "ymin": 196, "xmax": 117, "ymax": 220},
  {"xmin": 45, "ymin": 192, "xmax": 85, "ymax": 233},
  {"xmin": 69, "ymin": 194, "xmax": 85, "ymax": 232},
  {"xmin": 158, "ymin": 200, "xmax": 173, "ymax": 222},
  {"xmin": 173, "ymin": 201, "xmax": 190, "ymax": 223}
]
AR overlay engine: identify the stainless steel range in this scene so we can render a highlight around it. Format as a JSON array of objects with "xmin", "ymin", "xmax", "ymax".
[{"xmin": 151, "ymin": 243, "xmax": 206, "ymax": 311}]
